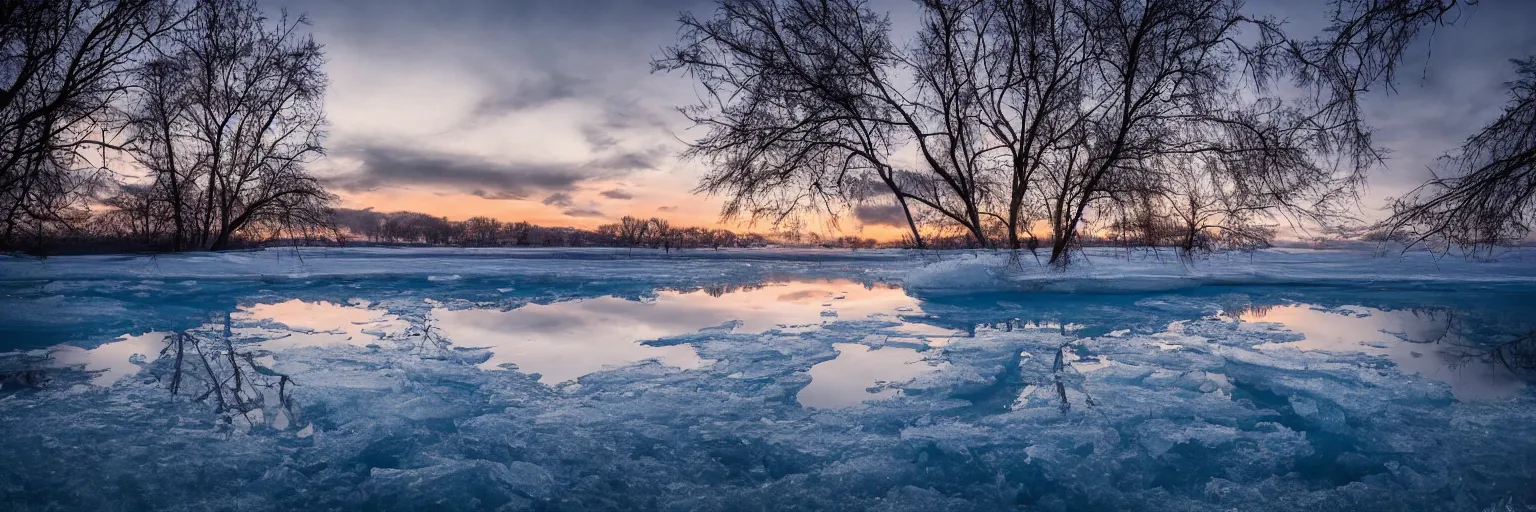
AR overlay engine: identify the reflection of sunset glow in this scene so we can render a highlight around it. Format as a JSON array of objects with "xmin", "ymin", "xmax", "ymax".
[
  {"xmin": 1242, "ymin": 304, "xmax": 1525, "ymax": 399},
  {"xmin": 48, "ymin": 332, "xmax": 169, "ymax": 387},
  {"xmin": 432, "ymin": 279, "xmax": 955, "ymax": 392},
  {"xmin": 797, "ymin": 343, "xmax": 942, "ymax": 409}
]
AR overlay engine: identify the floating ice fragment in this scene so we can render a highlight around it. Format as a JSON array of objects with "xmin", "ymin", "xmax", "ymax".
[{"xmin": 234, "ymin": 299, "xmax": 408, "ymax": 350}]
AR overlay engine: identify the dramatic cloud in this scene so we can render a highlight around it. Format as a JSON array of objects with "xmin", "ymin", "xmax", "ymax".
[
  {"xmin": 327, "ymin": 145, "xmax": 592, "ymax": 199},
  {"xmin": 853, "ymin": 203, "xmax": 909, "ymax": 227},
  {"xmin": 600, "ymin": 189, "xmax": 633, "ymax": 200},
  {"xmin": 542, "ymin": 192, "xmax": 574, "ymax": 207},
  {"xmin": 327, "ymin": 144, "xmax": 665, "ymax": 200},
  {"xmin": 470, "ymin": 71, "xmax": 587, "ymax": 120},
  {"xmin": 588, "ymin": 149, "xmax": 664, "ymax": 172}
]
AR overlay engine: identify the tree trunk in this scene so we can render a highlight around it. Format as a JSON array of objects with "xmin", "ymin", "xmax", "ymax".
[{"xmin": 895, "ymin": 193, "xmax": 925, "ymax": 249}]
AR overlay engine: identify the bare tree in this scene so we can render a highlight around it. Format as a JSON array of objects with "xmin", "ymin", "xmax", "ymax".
[
  {"xmin": 659, "ymin": 0, "xmax": 1371, "ymax": 265},
  {"xmin": 463, "ymin": 216, "xmax": 502, "ymax": 246},
  {"xmin": 1384, "ymin": 57, "xmax": 1536, "ymax": 250},
  {"xmin": 1267, "ymin": 0, "xmax": 1536, "ymax": 252},
  {"xmin": 656, "ymin": 0, "xmax": 937, "ymax": 247},
  {"xmin": 93, "ymin": 182, "xmax": 170, "ymax": 244},
  {"xmin": 0, "ymin": 0, "xmax": 181, "ymax": 250},
  {"xmin": 127, "ymin": 0, "xmax": 332, "ymax": 251}
]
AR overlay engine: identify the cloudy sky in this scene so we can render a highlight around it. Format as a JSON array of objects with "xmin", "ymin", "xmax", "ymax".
[{"xmin": 275, "ymin": 0, "xmax": 1536, "ymax": 238}]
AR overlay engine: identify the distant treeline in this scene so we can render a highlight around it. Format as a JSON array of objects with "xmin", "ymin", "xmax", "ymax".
[
  {"xmin": 330, "ymin": 208, "xmax": 1341, "ymax": 253},
  {"xmin": 29, "ymin": 201, "xmax": 1419, "ymax": 255},
  {"xmin": 330, "ymin": 208, "xmax": 881, "ymax": 250}
]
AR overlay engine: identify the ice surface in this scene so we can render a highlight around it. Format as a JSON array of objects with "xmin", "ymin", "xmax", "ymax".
[
  {"xmin": 2, "ymin": 247, "xmax": 1534, "ymax": 511},
  {"xmin": 902, "ymin": 247, "xmax": 1536, "ymax": 294},
  {"xmin": 234, "ymin": 299, "xmax": 409, "ymax": 349}
]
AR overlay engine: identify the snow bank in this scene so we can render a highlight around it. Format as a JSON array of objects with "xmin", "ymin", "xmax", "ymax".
[{"xmin": 902, "ymin": 247, "xmax": 1536, "ymax": 294}]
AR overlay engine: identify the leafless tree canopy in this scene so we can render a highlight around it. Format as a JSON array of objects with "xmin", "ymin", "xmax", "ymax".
[
  {"xmin": 0, "ymin": 0, "xmax": 181, "ymax": 250},
  {"xmin": 1382, "ymin": 56, "xmax": 1534, "ymax": 249},
  {"xmin": 0, "ymin": 0, "xmax": 334, "ymax": 253},
  {"xmin": 657, "ymin": 0, "xmax": 1375, "ymax": 265},
  {"xmin": 1273, "ymin": 1, "xmax": 1536, "ymax": 252},
  {"xmin": 121, "ymin": 0, "xmax": 332, "ymax": 251}
]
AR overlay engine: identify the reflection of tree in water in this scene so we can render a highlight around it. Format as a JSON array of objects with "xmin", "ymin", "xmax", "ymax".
[
  {"xmin": 155, "ymin": 312, "xmax": 297, "ymax": 429},
  {"xmin": 397, "ymin": 310, "xmax": 453, "ymax": 359},
  {"xmin": 698, "ymin": 284, "xmax": 759, "ymax": 298},
  {"xmin": 1224, "ymin": 302, "xmax": 1276, "ymax": 320},
  {"xmin": 1219, "ymin": 301, "xmax": 1535, "ymax": 377},
  {"xmin": 1395, "ymin": 310, "xmax": 1536, "ymax": 376},
  {"xmin": 0, "ymin": 367, "xmax": 47, "ymax": 390},
  {"xmin": 1489, "ymin": 333, "xmax": 1536, "ymax": 374}
]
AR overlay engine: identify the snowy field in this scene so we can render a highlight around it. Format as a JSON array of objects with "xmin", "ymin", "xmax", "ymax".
[{"xmin": 1, "ymin": 247, "xmax": 1534, "ymax": 511}]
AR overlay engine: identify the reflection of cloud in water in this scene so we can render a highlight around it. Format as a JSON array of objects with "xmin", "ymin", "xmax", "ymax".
[
  {"xmin": 43, "ymin": 299, "xmax": 405, "ymax": 390},
  {"xmin": 48, "ymin": 331, "xmax": 169, "ymax": 386},
  {"xmin": 232, "ymin": 299, "xmax": 407, "ymax": 349},
  {"xmin": 433, "ymin": 280, "xmax": 946, "ymax": 385},
  {"xmin": 797, "ymin": 343, "xmax": 942, "ymax": 409},
  {"xmin": 438, "ymin": 295, "xmax": 712, "ymax": 384},
  {"xmin": 1242, "ymin": 304, "xmax": 1525, "ymax": 399}
]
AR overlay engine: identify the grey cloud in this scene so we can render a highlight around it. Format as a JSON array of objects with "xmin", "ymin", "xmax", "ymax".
[
  {"xmin": 853, "ymin": 203, "xmax": 909, "ymax": 227},
  {"xmin": 563, "ymin": 207, "xmax": 605, "ymax": 218},
  {"xmin": 600, "ymin": 189, "xmax": 633, "ymax": 200},
  {"xmin": 579, "ymin": 125, "xmax": 620, "ymax": 151},
  {"xmin": 657, "ymin": 206, "xmax": 677, "ymax": 212},
  {"xmin": 542, "ymin": 192, "xmax": 574, "ymax": 207},
  {"xmin": 575, "ymin": 97, "xmax": 674, "ymax": 152},
  {"xmin": 329, "ymin": 144, "xmax": 603, "ymax": 199},
  {"xmin": 469, "ymin": 189, "xmax": 527, "ymax": 200},
  {"xmin": 470, "ymin": 71, "xmax": 588, "ymax": 120},
  {"xmin": 588, "ymin": 147, "xmax": 667, "ymax": 172}
]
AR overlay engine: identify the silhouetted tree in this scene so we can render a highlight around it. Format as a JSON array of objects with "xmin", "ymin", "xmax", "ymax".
[
  {"xmin": 462, "ymin": 216, "xmax": 502, "ymax": 246},
  {"xmin": 0, "ymin": 0, "xmax": 182, "ymax": 250},
  {"xmin": 1384, "ymin": 57, "xmax": 1536, "ymax": 250},
  {"xmin": 125, "ymin": 0, "xmax": 331, "ymax": 251},
  {"xmin": 658, "ymin": 0, "xmax": 1372, "ymax": 266}
]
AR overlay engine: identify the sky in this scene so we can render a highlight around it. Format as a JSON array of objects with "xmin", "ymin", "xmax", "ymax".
[{"xmin": 275, "ymin": 0, "xmax": 1536, "ymax": 239}]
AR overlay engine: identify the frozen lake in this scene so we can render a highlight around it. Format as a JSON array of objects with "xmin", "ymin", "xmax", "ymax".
[{"xmin": 2, "ymin": 247, "xmax": 1534, "ymax": 511}]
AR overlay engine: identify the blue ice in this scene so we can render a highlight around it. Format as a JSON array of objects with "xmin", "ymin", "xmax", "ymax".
[{"xmin": 1, "ymin": 247, "xmax": 1534, "ymax": 511}]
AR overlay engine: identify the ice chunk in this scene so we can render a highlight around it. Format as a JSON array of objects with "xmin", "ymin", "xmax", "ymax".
[{"xmin": 234, "ymin": 299, "xmax": 408, "ymax": 349}]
